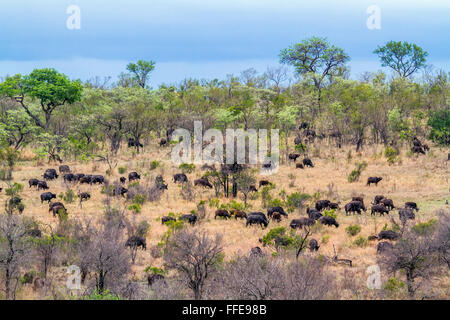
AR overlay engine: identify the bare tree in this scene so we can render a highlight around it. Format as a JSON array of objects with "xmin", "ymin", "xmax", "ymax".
[{"xmin": 163, "ymin": 229, "xmax": 223, "ymax": 300}]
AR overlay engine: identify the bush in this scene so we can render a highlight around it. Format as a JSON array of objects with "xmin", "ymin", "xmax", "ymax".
[
  {"xmin": 133, "ymin": 194, "xmax": 146, "ymax": 206},
  {"xmin": 321, "ymin": 235, "xmax": 330, "ymax": 244},
  {"xmin": 384, "ymin": 277, "xmax": 406, "ymax": 295},
  {"xmin": 268, "ymin": 198, "xmax": 284, "ymax": 208},
  {"xmin": 286, "ymin": 192, "xmax": 311, "ymax": 213},
  {"xmin": 118, "ymin": 166, "xmax": 127, "ymax": 174},
  {"xmin": 353, "ymin": 236, "xmax": 368, "ymax": 247},
  {"xmin": 412, "ymin": 219, "xmax": 437, "ymax": 236},
  {"xmin": 428, "ymin": 109, "xmax": 449, "ymax": 146},
  {"xmin": 82, "ymin": 289, "xmax": 121, "ymax": 300},
  {"xmin": 348, "ymin": 161, "xmax": 368, "ymax": 183},
  {"xmin": 322, "ymin": 209, "xmax": 337, "ymax": 220},
  {"xmin": 179, "ymin": 163, "xmax": 196, "ymax": 173},
  {"xmin": 150, "ymin": 160, "xmax": 160, "ymax": 170},
  {"xmin": 384, "ymin": 146, "xmax": 399, "ymax": 165},
  {"xmin": 64, "ymin": 189, "xmax": 77, "ymax": 203},
  {"xmin": 128, "ymin": 203, "xmax": 142, "ymax": 214},
  {"xmin": 346, "ymin": 224, "xmax": 361, "ymax": 237}
]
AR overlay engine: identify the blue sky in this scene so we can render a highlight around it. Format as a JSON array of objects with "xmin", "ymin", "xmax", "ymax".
[{"xmin": 0, "ymin": 0, "xmax": 448, "ymax": 85}]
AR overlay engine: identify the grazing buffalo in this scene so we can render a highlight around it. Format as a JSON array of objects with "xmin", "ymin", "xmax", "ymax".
[
  {"xmin": 352, "ymin": 196, "xmax": 365, "ymax": 206},
  {"xmin": 288, "ymin": 153, "xmax": 301, "ymax": 162},
  {"xmin": 91, "ymin": 175, "xmax": 105, "ymax": 185},
  {"xmin": 299, "ymin": 122, "xmax": 309, "ymax": 130},
  {"xmin": 328, "ymin": 202, "xmax": 340, "ymax": 210},
  {"xmin": 63, "ymin": 174, "xmax": 75, "ymax": 183},
  {"xmin": 380, "ymin": 198, "xmax": 395, "ymax": 211},
  {"xmin": 246, "ymin": 215, "xmax": 268, "ymax": 228},
  {"xmin": 79, "ymin": 176, "xmax": 92, "ymax": 185},
  {"xmin": 74, "ymin": 173, "xmax": 85, "ymax": 182},
  {"xmin": 113, "ymin": 186, "xmax": 128, "ymax": 197},
  {"xmin": 79, "ymin": 192, "xmax": 91, "ymax": 201},
  {"xmin": 59, "ymin": 165, "xmax": 70, "ymax": 174},
  {"xmin": 215, "ymin": 209, "xmax": 231, "ymax": 220},
  {"xmin": 367, "ymin": 177, "xmax": 383, "ymax": 186},
  {"xmin": 267, "ymin": 206, "xmax": 288, "ymax": 218},
  {"xmin": 37, "ymin": 181, "xmax": 49, "ymax": 191},
  {"xmin": 40, "ymin": 192, "xmax": 56, "ymax": 204},
  {"xmin": 156, "ymin": 183, "xmax": 168, "ymax": 190},
  {"xmin": 128, "ymin": 138, "xmax": 143, "ymax": 148},
  {"xmin": 405, "ymin": 202, "xmax": 419, "ymax": 212},
  {"xmin": 43, "ymin": 169, "xmax": 58, "ymax": 180},
  {"xmin": 290, "ymin": 218, "xmax": 315, "ymax": 230},
  {"xmin": 315, "ymin": 200, "xmax": 331, "ymax": 211},
  {"xmin": 50, "ymin": 205, "xmax": 67, "ymax": 218},
  {"xmin": 125, "ymin": 236, "xmax": 146, "ymax": 250},
  {"xmin": 399, "ymin": 208, "xmax": 415, "ymax": 222},
  {"xmin": 148, "ymin": 274, "xmax": 165, "ymax": 287},
  {"xmin": 371, "ymin": 204, "xmax": 389, "ymax": 216},
  {"xmin": 159, "ymin": 138, "xmax": 168, "ymax": 147},
  {"xmin": 180, "ymin": 214, "xmax": 197, "ymax": 225},
  {"xmin": 232, "ymin": 210, "xmax": 247, "ymax": 220},
  {"xmin": 194, "ymin": 178, "xmax": 213, "ymax": 188},
  {"xmin": 319, "ymin": 216, "xmax": 339, "ymax": 228},
  {"xmin": 49, "ymin": 202, "xmax": 65, "ymax": 212},
  {"xmin": 128, "ymin": 172, "xmax": 141, "ymax": 182},
  {"xmin": 296, "ymin": 163, "xmax": 304, "ymax": 169},
  {"xmin": 309, "ymin": 239, "xmax": 320, "ymax": 252},
  {"xmin": 249, "ymin": 185, "xmax": 258, "ymax": 192},
  {"xmin": 259, "ymin": 180, "xmax": 270, "ymax": 187},
  {"xmin": 378, "ymin": 230, "xmax": 400, "ymax": 241},
  {"xmin": 377, "ymin": 241, "xmax": 393, "ymax": 254},
  {"xmin": 345, "ymin": 201, "xmax": 366, "ymax": 215},
  {"xmin": 162, "ymin": 216, "xmax": 176, "ymax": 224},
  {"xmin": 307, "ymin": 208, "xmax": 322, "ymax": 220},
  {"xmin": 29, "ymin": 179, "xmax": 40, "ymax": 188},
  {"xmin": 303, "ymin": 158, "xmax": 314, "ymax": 168},
  {"xmin": 120, "ymin": 177, "xmax": 126, "ymax": 184},
  {"xmin": 173, "ymin": 173, "xmax": 188, "ymax": 183},
  {"xmin": 373, "ymin": 195, "xmax": 385, "ymax": 205}
]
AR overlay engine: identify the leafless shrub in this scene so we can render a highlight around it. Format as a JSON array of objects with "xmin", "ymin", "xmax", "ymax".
[{"xmin": 180, "ymin": 181, "xmax": 196, "ymax": 202}]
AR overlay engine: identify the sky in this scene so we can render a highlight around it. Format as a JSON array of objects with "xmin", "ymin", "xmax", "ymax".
[{"xmin": 0, "ymin": 0, "xmax": 448, "ymax": 86}]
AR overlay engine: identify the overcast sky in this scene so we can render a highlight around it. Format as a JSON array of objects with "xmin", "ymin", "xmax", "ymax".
[{"xmin": 0, "ymin": 0, "xmax": 448, "ymax": 86}]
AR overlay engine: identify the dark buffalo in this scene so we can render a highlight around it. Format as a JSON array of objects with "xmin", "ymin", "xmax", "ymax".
[
  {"xmin": 59, "ymin": 165, "xmax": 70, "ymax": 174},
  {"xmin": 373, "ymin": 195, "xmax": 385, "ymax": 205},
  {"xmin": 307, "ymin": 208, "xmax": 322, "ymax": 220},
  {"xmin": 380, "ymin": 198, "xmax": 395, "ymax": 211},
  {"xmin": 288, "ymin": 153, "xmax": 301, "ymax": 162},
  {"xmin": 173, "ymin": 173, "xmax": 188, "ymax": 183},
  {"xmin": 345, "ymin": 201, "xmax": 366, "ymax": 215},
  {"xmin": 91, "ymin": 175, "xmax": 105, "ymax": 185},
  {"xmin": 26, "ymin": 229, "xmax": 42, "ymax": 238},
  {"xmin": 249, "ymin": 247, "xmax": 264, "ymax": 257},
  {"xmin": 63, "ymin": 173, "xmax": 75, "ymax": 183},
  {"xmin": 125, "ymin": 236, "xmax": 146, "ymax": 250},
  {"xmin": 128, "ymin": 172, "xmax": 141, "ymax": 182},
  {"xmin": 309, "ymin": 239, "xmax": 320, "ymax": 252},
  {"xmin": 246, "ymin": 215, "xmax": 268, "ymax": 228},
  {"xmin": 259, "ymin": 180, "xmax": 270, "ymax": 187},
  {"xmin": 43, "ymin": 171, "xmax": 58, "ymax": 181},
  {"xmin": 399, "ymin": 208, "xmax": 415, "ymax": 222},
  {"xmin": 377, "ymin": 241, "xmax": 393, "ymax": 254},
  {"xmin": 411, "ymin": 146, "xmax": 425, "ymax": 155},
  {"xmin": 378, "ymin": 230, "xmax": 400, "ymax": 241},
  {"xmin": 29, "ymin": 179, "xmax": 40, "ymax": 188},
  {"xmin": 148, "ymin": 274, "xmax": 165, "ymax": 287},
  {"xmin": 299, "ymin": 122, "xmax": 309, "ymax": 130},
  {"xmin": 319, "ymin": 216, "xmax": 339, "ymax": 228},
  {"xmin": 120, "ymin": 177, "xmax": 126, "ymax": 184},
  {"xmin": 296, "ymin": 163, "xmax": 304, "ymax": 169},
  {"xmin": 79, "ymin": 175, "xmax": 92, "ymax": 185},
  {"xmin": 156, "ymin": 183, "xmax": 168, "ymax": 190},
  {"xmin": 113, "ymin": 186, "xmax": 128, "ymax": 197},
  {"xmin": 50, "ymin": 205, "xmax": 67, "ymax": 218},
  {"xmin": 128, "ymin": 138, "xmax": 143, "ymax": 148},
  {"xmin": 37, "ymin": 181, "xmax": 49, "ymax": 191},
  {"xmin": 159, "ymin": 138, "xmax": 168, "ymax": 147},
  {"xmin": 352, "ymin": 196, "xmax": 365, "ymax": 206},
  {"xmin": 162, "ymin": 216, "xmax": 176, "ymax": 224},
  {"xmin": 49, "ymin": 202, "xmax": 65, "ymax": 211},
  {"xmin": 315, "ymin": 200, "xmax": 331, "ymax": 211},
  {"xmin": 180, "ymin": 214, "xmax": 197, "ymax": 225},
  {"xmin": 215, "ymin": 209, "xmax": 231, "ymax": 219},
  {"xmin": 74, "ymin": 173, "xmax": 85, "ymax": 182},
  {"xmin": 328, "ymin": 202, "xmax": 340, "ymax": 210},
  {"xmin": 290, "ymin": 218, "xmax": 315, "ymax": 229},
  {"xmin": 194, "ymin": 178, "xmax": 213, "ymax": 188},
  {"xmin": 267, "ymin": 206, "xmax": 288, "ymax": 218},
  {"xmin": 303, "ymin": 158, "xmax": 314, "ymax": 168},
  {"xmin": 405, "ymin": 202, "xmax": 419, "ymax": 212},
  {"xmin": 249, "ymin": 185, "xmax": 258, "ymax": 192},
  {"xmin": 371, "ymin": 204, "xmax": 389, "ymax": 216},
  {"xmin": 367, "ymin": 177, "xmax": 383, "ymax": 186},
  {"xmin": 231, "ymin": 210, "xmax": 247, "ymax": 220},
  {"xmin": 294, "ymin": 136, "xmax": 303, "ymax": 145},
  {"xmin": 79, "ymin": 192, "xmax": 91, "ymax": 201},
  {"xmin": 40, "ymin": 192, "xmax": 56, "ymax": 204}
]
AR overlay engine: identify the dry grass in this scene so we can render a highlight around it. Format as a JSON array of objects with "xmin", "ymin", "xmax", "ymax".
[{"xmin": 3, "ymin": 140, "xmax": 449, "ymax": 299}]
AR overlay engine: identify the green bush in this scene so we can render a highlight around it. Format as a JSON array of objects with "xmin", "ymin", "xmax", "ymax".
[
  {"xmin": 412, "ymin": 219, "xmax": 437, "ymax": 236},
  {"xmin": 118, "ymin": 166, "xmax": 127, "ymax": 174},
  {"xmin": 82, "ymin": 290, "xmax": 121, "ymax": 300},
  {"xmin": 286, "ymin": 192, "xmax": 311, "ymax": 213},
  {"xmin": 321, "ymin": 234, "xmax": 330, "ymax": 244},
  {"xmin": 346, "ymin": 224, "xmax": 361, "ymax": 237},
  {"xmin": 428, "ymin": 109, "xmax": 449, "ymax": 146},
  {"xmin": 179, "ymin": 163, "xmax": 196, "ymax": 173},
  {"xmin": 150, "ymin": 160, "xmax": 161, "ymax": 170},
  {"xmin": 133, "ymin": 194, "xmax": 146, "ymax": 206},
  {"xmin": 348, "ymin": 161, "xmax": 368, "ymax": 183},
  {"xmin": 128, "ymin": 203, "xmax": 142, "ymax": 214},
  {"xmin": 322, "ymin": 209, "xmax": 337, "ymax": 220},
  {"xmin": 384, "ymin": 277, "xmax": 406, "ymax": 294},
  {"xmin": 384, "ymin": 146, "xmax": 399, "ymax": 165},
  {"xmin": 63, "ymin": 189, "xmax": 77, "ymax": 203},
  {"xmin": 353, "ymin": 236, "xmax": 368, "ymax": 247},
  {"xmin": 268, "ymin": 198, "xmax": 284, "ymax": 208}
]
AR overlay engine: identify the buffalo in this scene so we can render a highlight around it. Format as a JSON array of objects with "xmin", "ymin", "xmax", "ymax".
[
  {"xmin": 246, "ymin": 215, "xmax": 268, "ymax": 228},
  {"xmin": 74, "ymin": 173, "xmax": 85, "ymax": 182},
  {"xmin": 367, "ymin": 177, "xmax": 383, "ymax": 186},
  {"xmin": 307, "ymin": 208, "xmax": 322, "ymax": 220},
  {"xmin": 296, "ymin": 163, "xmax": 304, "ymax": 169},
  {"xmin": 173, "ymin": 173, "xmax": 188, "ymax": 183},
  {"xmin": 380, "ymin": 198, "xmax": 395, "ymax": 211},
  {"xmin": 125, "ymin": 236, "xmax": 146, "ymax": 250},
  {"xmin": 120, "ymin": 177, "xmax": 126, "ymax": 184},
  {"xmin": 37, "ymin": 181, "xmax": 49, "ymax": 191},
  {"xmin": 59, "ymin": 165, "xmax": 70, "ymax": 174},
  {"xmin": 113, "ymin": 186, "xmax": 128, "ymax": 197},
  {"xmin": 79, "ymin": 192, "xmax": 91, "ymax": 201},
  {"xmin": 29, "ymin": 179, "xmax": 40, "ymax": 188},
  {"xmin": 399, "ymin": 208, "xmax": 415, "ymax": 222},
  {"xmin": 194, "ymin": 178, "xmax": 213, "ymax": 188},
  {"xmin": 377, "ymin": 241, "xmax": 393, "ymax": 254},
  {"xmin": 50, "ymin": 204, "xmax": 67, "ymax": 218},
  {"xmin": 352, "ymin": 196, "xmax": 365, "ymax": 206},
  {"xmin": 43, "ymin": 169, "xmax": 58, "ymax": 180},
  {"xmin": 319, "ymin": 216, "xmax": 339, "ymax": 228},
  {"xmin": 303, "ymin": 158, "xmax": 314, "ymax": 168},
  {"xmin": 215, "ymin": 209, "xmax": 231, "ymax": 220},
  {"xmin": 91, "ymin": 175, "xmax": 105, "ymax": 185},
  {"xmin": 128, "ymin": 172, "xmax": 141, "ymax": 182},
  {"xmin": 259, "ymin": 180, "xmax": 271, "ymax": 187},
  {"xmin": 371, "ymin": 204, "xmax": 389, "ymax": 216},
  {"xmin": 63, "ymin": 174, "xmax": 76, "ymax": 183},
  {"xmin": 373, "ymin": 195, "xmax": 385, "ymax": 205},
  {"xmin": 309, "ymin": 239, "xmax": 320, "ymax": 252},
  {"xmin": 128, "ymin": 138, "xmax": 143, "ymax": 148},
  {"xmin": 290, "ymin": 218, "xmax": 315, "ymax": 229},
  {"xmin": 345, "ymin": 201, "xmax": 366, "ymax": 215},
  {"xmin": 180, "ymin": 214, "xmax": 197, "ymax": 225},
  {"xmin": 267, "ymin": 206, "xmax": 288, "ymax": 218},
  {"xmin": 288, "ymin": 153, "xmax": 301, "ymax": 162},
  {"xmin": 378, "ymin": 230, "xmax": 400, "ymax": 241},
  {"xmin": 159, "ymin": 138, "xmax": 168, "ymax": 147},
  {"xmin": 148, "ymin": 274, "xmax": 165, "ymax": 287},
  {"xmin": 249, "ymin": 247, "xmax": 264, "ymax": 257},
  {"xmin": 79, "ymin": 176, "xmax": 92, "ymax": 185},
  {"xmin": 411, "ymin": 146, "xmax": 425, "ymax": 155},
  {"xmin": 40, "ymin": 192, "xmax": 56, "ymax": 204},
  {"xmin": 49, "ymin": 202, "xmax": 65, "ymax": 212},
  {"xmin": 315, "ymin": 200, "xmax": 331, "ymax": 211},
  {"xmin": 231, "ymin": 210, "xmax": 247, "ymax": 220},
  {"xmin": 162, "ymin": 216, "xmax": 176, "ymax": 224},
  {"xmin": 405, "ymin": 202, "xmax": 419, "ymax": 212}
]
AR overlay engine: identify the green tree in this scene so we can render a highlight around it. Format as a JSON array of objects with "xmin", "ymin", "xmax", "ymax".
[
  {"xmin": 126, "ymin": 60, "xmax": 156, "ymax": 89},
  {"xmin": 0, "ymin": 69, "xmax": 83, "ymax": 130},
  {"xmin": 374, "ymin": 41, "xmax": 428, "ymax": 78}
]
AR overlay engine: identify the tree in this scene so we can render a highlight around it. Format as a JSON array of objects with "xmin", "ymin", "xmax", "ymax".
[
  {"xmin": 280, "ymin": 37, "xmax": 350, "ymax": 114},
  {"xmin": 0, "ymin": 69, "xmax": 83, "ymax": 130},
  {"xmin": 235, "ymin": 169, "xmax": 256, "ymax": 205},
  {"xmin": 374, "ymin": 41, "xmax": 428, "ymax": 78},
  {"xmin": 126, "ymin": 60, "xmax": 156, "ymax": 89},
  {"xmin": 163, "ymin": 229, "xmax": 223, "ymax": 300}
]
